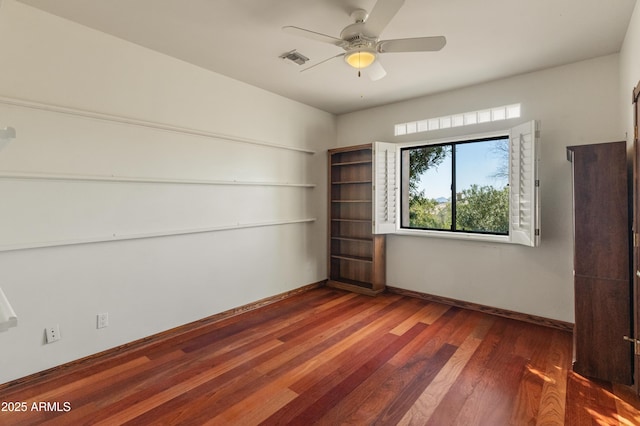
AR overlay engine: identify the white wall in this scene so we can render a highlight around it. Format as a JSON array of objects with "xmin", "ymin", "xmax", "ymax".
[
  {"xmin": 1, "ymin": 0, "xmax": 633, "ymax": 387},
  {"xmin": 620, "ymin": 1, "xmax": 640, "ymax": 141},
  {"xmin": 0, "ymin": 0, "xmax": 333, "ymax": 384},
  {"xmin": 337, "ymin": 54, "xmax": 623, "ymax": 323}
]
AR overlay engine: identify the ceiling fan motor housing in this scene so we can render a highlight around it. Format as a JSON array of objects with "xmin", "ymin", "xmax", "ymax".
[{"xmin": 341, "ymin": 25, "xmax": 377, "ymax": 55}]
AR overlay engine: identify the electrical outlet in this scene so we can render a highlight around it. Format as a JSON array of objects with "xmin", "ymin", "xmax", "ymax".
[
  {"xmin": 97, "ymin": 313, "xmax": 109, "ymax": 329},
  {"xmin": 45, "ymin": 325, "xmax": 61, "ymax": 343}
]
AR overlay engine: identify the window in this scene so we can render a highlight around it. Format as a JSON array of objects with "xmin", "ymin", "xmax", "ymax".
[
  {"xmin": 373, "ymin": 120, "xmax": 539, "ymax": 246},
  {"xmin": 401, "ymin": 136, "xmax": 509, "ymax": 235}
]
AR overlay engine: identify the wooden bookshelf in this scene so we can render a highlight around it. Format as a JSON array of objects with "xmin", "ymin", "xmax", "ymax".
[{"xmin": 328, "ymin": 144, "xmax": 386, "ymax": 295}]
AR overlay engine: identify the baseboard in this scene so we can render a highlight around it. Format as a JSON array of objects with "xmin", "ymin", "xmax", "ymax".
[
  {"xmin": 0, "ymin": 280, "xmax": 326, "ymax": 392},
  {"xmin": 386, "ymin": 286, "xmax": 574, "ymax": 332}
]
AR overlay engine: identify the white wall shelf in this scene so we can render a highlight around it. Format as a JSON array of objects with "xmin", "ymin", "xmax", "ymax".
[
  {"xmin": 0, "ymin": 171, "xmax": 316, "ymax": 188},
  {"xmin": 0, "ymin": 217, "xmax": 317, "ymax": 252},
  {"xmin": 0, "ymin": 95, "xmax": 316, "ymax": 155}
]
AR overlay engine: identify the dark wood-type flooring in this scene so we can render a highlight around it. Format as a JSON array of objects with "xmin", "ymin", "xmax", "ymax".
[{"xmin": 1, "ymin": 287, "xmax": 639, "ymax": 425}]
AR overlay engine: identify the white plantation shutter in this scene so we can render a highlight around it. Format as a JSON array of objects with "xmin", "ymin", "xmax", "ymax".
[
  {"xmin": 373, "ymin": 142, "xmax": 397, "ymax": 234},
  {"xmin": 509, "ymin": 120, "xmax": 540, "ymax": 246}
]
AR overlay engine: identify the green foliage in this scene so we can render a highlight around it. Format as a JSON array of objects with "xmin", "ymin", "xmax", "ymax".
[
  {"xmin": 406, "ymin": 144, "xmax": 509, "ymax": 234},
  {"xmin": 456, "ymin": 185, "xmax": 509, "ymax": 233},
  {"xmin": 409, "ymin": 184, "xmax": 509, "ymax": 234},
  {"xmin": 409, "ymin": 192, "xmax": 451, "ymax": 229},
  {"xmin": 407, "ymin": 145, "xmax": 452, "ymax": 229}
]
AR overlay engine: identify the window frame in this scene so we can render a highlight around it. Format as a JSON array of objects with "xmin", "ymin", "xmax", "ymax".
[
  {"xmin": 398, "ymin": 135, "xmax": 510, "ymax": 236},
  {"xmin": 373, "ymin": 120, "xmax": 540, "ymax": 246}
]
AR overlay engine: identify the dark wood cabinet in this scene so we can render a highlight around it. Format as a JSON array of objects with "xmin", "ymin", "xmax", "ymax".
[
  {"xmin": 328, "ymin": 144, "xmax": 386, "ymax": 295},
  {"xmin": 633, "ymin": 81, "xmax": 640, "ymax": 394},
  {"xmin": 567, "ymin": 141, "xmax": 632, "ymax": 384}
]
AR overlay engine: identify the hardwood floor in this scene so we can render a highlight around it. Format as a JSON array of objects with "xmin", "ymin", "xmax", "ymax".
[{"xmin": 1, "ymin": 287, "xmax": 639, "ymax": 425}]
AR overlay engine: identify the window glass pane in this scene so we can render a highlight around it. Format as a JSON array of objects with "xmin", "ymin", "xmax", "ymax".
[
  {"xmin": 506, "ymin": 104, "xmax": 521, "ymax": 119},
  {"xmin": 405, "ymin": 145, "xmax": 452, "ymax": 230},
  {"xmin": 406, "ymin": 122, "xmax": 417, "ymax": 134},
  {"xmin": 452, "ymin": 114, "xmax": 464, "ymax": 127},
  {"xmin": 477, "ymin": 110, "xmax": 491, "ymax": 123},
  {"xmin": 454, "ymin": 139, "xmax": 509, "ymax": 234},
  {"xmin": 464, "ymin": 113, "xmax": 477, "ymax": 125},
  {"xmin": 491, "ymin": 107, "xmax": 506, "ymax": 121},
  {"xmin": 395, "ymin": 124, "xmax": 407, "ymax": 136}
]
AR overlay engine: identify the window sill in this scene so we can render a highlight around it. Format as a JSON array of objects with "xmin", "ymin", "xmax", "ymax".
[{"xmin": 394, "ymin": 228, "xmax": 511, "ymax": 244}]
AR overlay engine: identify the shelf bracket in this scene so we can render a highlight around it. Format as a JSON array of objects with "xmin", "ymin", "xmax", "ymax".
[{"xmin": 0, "ymin": 287, "xmax": 17, "ymax": 332}]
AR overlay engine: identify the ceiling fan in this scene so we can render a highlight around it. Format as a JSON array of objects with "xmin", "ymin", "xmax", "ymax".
[{"xmin": 282, "ymin": 0, "xmax": 446, "ymax": 80}]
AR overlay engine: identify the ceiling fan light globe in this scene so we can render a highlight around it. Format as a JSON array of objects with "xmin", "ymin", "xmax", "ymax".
[{"xmin": 345, "ymin": 50, "xmax": 376, "ymax": 69}]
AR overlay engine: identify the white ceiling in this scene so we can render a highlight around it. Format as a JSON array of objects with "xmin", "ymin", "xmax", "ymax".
[{"xmin": 18, "ymin": 0, "xmax": 637, "ymax": 115}]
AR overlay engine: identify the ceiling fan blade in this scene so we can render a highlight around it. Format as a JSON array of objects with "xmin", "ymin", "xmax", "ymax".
[
  {"xmin": 301, "ymin": 53, "xmax": 345, "ymax": 73},
  {"xmin": 363, "ymin": 0, "xmax": 405, "ymax": 37},
  {"xmin": 282, "ymin": 26, "xmax": 346, "ymax": 47},
  {"xmin": 365, "ymin": 61, "xmax": 387, "ymax": 81},
  {"xmin": 377, "ymin": 36, "xmax": 447, "ymax": 53}
]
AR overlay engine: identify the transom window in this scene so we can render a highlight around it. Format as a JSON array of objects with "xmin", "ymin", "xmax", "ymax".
[{"xmin": 394, "ymin": 104, "xmax": 521, "ymax": 136}]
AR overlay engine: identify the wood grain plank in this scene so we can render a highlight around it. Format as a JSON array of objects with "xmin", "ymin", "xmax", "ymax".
[
  {"xmin": 453, "ymin": 321, "xmax": 529, "ymax": 425},
  {"xmin": 258, "ymin": 299, "xmax": 426, "ymax": 425},
  {"xmin": 508, "ymin": 323, "xmax": 566, "ymax": 426},
  {"xmin": 284, "ymin": 297, "xmax": 424, "ymax": 393},
  {"xmin": 612, "ymin": 383, "xmax": 640, "ymax": 426},
  {"xmin": 1, "ymin": 355, "xmax": 150, "ymax": 403},
  {"xmin": 565, "ymin": 372, "xmax": 599, "ymax": 425},
  {"xmin": 93, "ymin": 339, "xmax": 282, "ymax": 425},
  {"xmin": 180, "ymin": 291, "xmax": 358, "ymax": 353},
  {"xmin": 390, "ymin": 302, "xmax": 451, "ymax": 335},
  {"xmin": 127, "ymin": 294, "xmax": 413, "ymax": 425},
  {"xmin": 118, "ymin": 368, "xmax": 267, "ymax": 426},
  {"xmin": 0, "ymin": 287, "xmax": 636, "ymax": 426},
  {"xmin": 424, "ymin": 319, "xmax": 507, "ymax": 425},
  {"xmin": 317, "ymin": 312, "xmax": 480, "ymax": 425},
  {"xmin": 397, "ymin": 315, "xmax": 494, "ymax": 425},
  {"xmin": 203, "ymin": 385, "xmax": 299, "ymax": 426},
  {"xmin": 388, "ymin": 307, "xmax": 464, "ymax": 367},
  {"xmin": 535, "ymin": 330, "xmax": 572, "ymax": 425},
  {"xmin": 388, "ymin": 286, "xmax": 573, "ymax": 331},
  {"xmin": 282, "ymin": 322, "xmax": 429, "ymax": 425},
  {"xmin": 31, "ymin": 350, "xmax": 186, "ymax": 426},
  {"xmin": 564, "ymin": 370, "xmax": 630, "ymax": 426},
  {"xmin": 370, "ymin": 343, "xmax": 458, "ymax": 425},
  {"xmin": 104, "ymin": 327, "xmax": 300, "ymax": 425},
  {"xmin": 258, "ymin": 333, "xmax": 401, "ymax": 426},
  {"xmin": 8, "ymin": 355, "xmax": 149, "ymax": 403}
]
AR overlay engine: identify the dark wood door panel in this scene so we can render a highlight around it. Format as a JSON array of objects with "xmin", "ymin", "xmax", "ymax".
[
  {"xmin": 574, "ymin": 275, "xmax": 632, "ymax": 384},
  {"xmin": 569, "ymin": 141, "xmax": 632, "ymax": 385},
  {"xmin": 572, "ymin": 142, "xmax": 629, "ymax": 281},
  {"xmin": 633, "ymin": 80, "xmax": 640, "ymax": 394}
]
